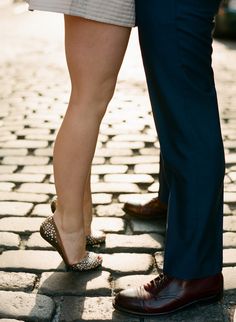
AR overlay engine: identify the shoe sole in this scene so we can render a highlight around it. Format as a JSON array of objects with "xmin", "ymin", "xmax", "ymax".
[{"xmin": 112, "ymin": 292, "xmax": 223, "ymax": 317}]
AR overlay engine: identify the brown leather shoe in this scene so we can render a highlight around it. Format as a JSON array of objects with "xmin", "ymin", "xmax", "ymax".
[
  {"xmin": 113, "ymin": 273, "xmax": 223, "ymax": 316},
  {"xmin": 123, "ymin": 197, "xmax": 167, "ymax": 220}
]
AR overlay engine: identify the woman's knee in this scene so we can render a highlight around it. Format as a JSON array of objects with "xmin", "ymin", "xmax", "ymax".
[{"xmin": 69, "ymin": 74, "xmax": 116, "ymax": 119}]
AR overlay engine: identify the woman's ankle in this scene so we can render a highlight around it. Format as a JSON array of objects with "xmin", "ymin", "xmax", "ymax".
[
  {"xmin": 53, "ymin": 210, "xmax": 85, "ymax": 234},
  {"xmin": 84, "ymin": 227, "xmax": 92, "ymax": 236}
]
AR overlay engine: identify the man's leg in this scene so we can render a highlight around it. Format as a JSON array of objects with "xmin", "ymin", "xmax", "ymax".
[
  {"xmin": 158, "ymin": 153, "xmax": 169, "ymax": 205},
  {"xmin": 113, "ymin": 0, "xmax": 225, "ymax": 316},
  {"xmin": 136, "ymin": 0, "xmax": 225, "ymax": 280}
]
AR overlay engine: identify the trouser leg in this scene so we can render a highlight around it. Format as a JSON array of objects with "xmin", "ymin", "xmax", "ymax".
[
  {"xmin": 136, "ymin": 0, "xmax": 225, "ymax": 279},
  {"xmin": 158, "ymin": 154, "xmax": 169, "ymax": 205}
]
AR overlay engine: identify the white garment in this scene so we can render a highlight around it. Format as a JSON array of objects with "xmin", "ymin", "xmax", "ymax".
[{"xmin": 27, "ymin": 0, "xmax": 135, "ymax": 27}]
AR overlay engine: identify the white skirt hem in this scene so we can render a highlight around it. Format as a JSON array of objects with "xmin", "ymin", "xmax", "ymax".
[{"xmin": 27, "ymin": 0, "xmax": 135, "ymax": 28}]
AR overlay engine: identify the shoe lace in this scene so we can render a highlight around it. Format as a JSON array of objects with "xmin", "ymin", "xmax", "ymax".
[
  {"xmin": 144, "ymin": 273, "xmax": 168, "ymax": 293},
  {"xmin": 153, "ymin": 273, "xmax": 168, "ymax": 287}
]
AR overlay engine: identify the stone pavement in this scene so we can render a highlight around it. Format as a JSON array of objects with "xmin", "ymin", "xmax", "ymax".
[{"xmin": 0, "ymin": 2, "xmax": 236, "ymax": 321}]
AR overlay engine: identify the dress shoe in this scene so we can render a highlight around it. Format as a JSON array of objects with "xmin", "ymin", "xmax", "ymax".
[
  {"xmin": 113, "ymin": 273, "xmax": 223, "ymax": 316},
  {"xmin": 123, "ymin": 197, "xmax": 167, "ymax": 220}
]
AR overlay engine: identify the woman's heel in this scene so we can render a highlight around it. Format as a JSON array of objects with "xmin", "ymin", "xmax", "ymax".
[{"xmin": 50, "ymin": 197, "xmax": 106, "ymax": 246}]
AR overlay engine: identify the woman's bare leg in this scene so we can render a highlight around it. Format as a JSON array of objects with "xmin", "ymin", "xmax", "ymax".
[{"xmin": 53, "ymin": 15, "xmax": 131, "ymax": 264}]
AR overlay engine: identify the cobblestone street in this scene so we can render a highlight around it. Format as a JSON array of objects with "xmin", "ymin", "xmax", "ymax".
[{"xmin": 0, "ymin": 1, "xmax": 236, "ymax": 321}]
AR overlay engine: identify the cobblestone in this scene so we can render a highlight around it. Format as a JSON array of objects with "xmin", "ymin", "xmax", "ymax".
[
  {"xmin": 223, "ymin": 232, "xmax": 236, "ymax": 248},
  {"xmin": 0, "ymin": 202, "xmax": 33, "ymax": 217},
  {"xmin": 0, "ymin": 232, "xmax": 20, "ymax": 249},
  {"xmin": 94, "ymin": 148, "xmax": 132, "ymax": 157},
  {"xmin": 0, "ymin": 272, "xmax": 36, "ymax": 292},
  {"xmin": 224, "ymin": 204, "xmax": 232, "ymax": 216},
  {"xmin": 106, "ymin": 141, "xmax": 145, "ymax": 149},
  {"xmin": 91, "ymin": 164, "xmax": 128, "ymax": 175},
  {"xmin": 118, "ymin": 193, "xmax": 158, "ymax": 204},
  {"xmin": 228, "ymin": 172, "xmax": 236, "ymax": 182},
  {"xmin": 143, "ymin": 304, "xmax": 225, "ymax": 322},
  {"xmin": 111, "ymin": 134, "xmax": 157, "ymax": 143},
  {"xmin": 60, "ymin": 297, "xmax": 139, "ymax": 322},
  {"xmin": 26, "ymin": 232, "xmax": 52, "ymax": 249},
  {"xmin": 34, "ymin": 148, "xmax": 53, "ymax": 157},
  {"xmin": 223, "ymin": 267, "xmax": 236, "ymax": 292},
  {"xmin": 154, "ymin": 252, "xmax": 164, "ymax": 272},
  {"xmin": 134, "ymin": 163, "xmax": 160, "ymax": 174},
  {"xmin": 130, "ymin": 218, "xmax": 166, "ymax": 235},
  {"xmin": 15, "ymin": 128, "xmax": 50, "ymax": 136},
  {"xmin": 0, "ymin": 217, "xmax": 44, "ymax": 233},
  {"xmin": 148, "ymin": 182, "xmax": 160, "ymax": 192},
  {"xmin": 25, "ymin": 134, "xmax": 56, "ymax": 141},
  {"xmin": 31, "ymin": 204, "xmax": 54, "ymax": 217},
  {"xmin": 21, "ymin": 165, "xmax": 53, "ymax": 174},
  {"xmin": 0, "ymin": 149, "xmax": 28, "ymax": 156},
  {"xmin": 0, "ymin": 319, "xmax": 24, "ymax": 322},
  {"xmin": 105, "ymin": 233, "xmax": 164, "ymax": 252},
  {"xmin": 91, "ymin": 217, "xmax": 125, "ymax": 233},
  {"xmin": 0, "ymin": 135, "xmax": 16, "ymax": 142},
  {"xmin": 224, "ymin": 192, "xmax": 236, "ymax": 204},
  {"xmin": 2, "ymin": 140, "xmax": 48, "ymax": 149},
  {"xmin": 49, "ymin": 174, "xmax": 99, "ymax": 184},
  {"xmin": 91, "ymin": 193, "xmax": 112, "ymax": 205},
  {"xmin": 91, "ymin": 157, "xmax": 105, "ymax": 165},
  {"xmin": 223, "ymin": 249, "xmax": 236, "ymax": 266},
  {"xmin": 0, "ymin": 250, "xmax": 65, "ymax": 272},
  {"xmin": 96, "ymin": 204, "xmax": 125, "ymax": 217},
  {"xmin": 2, "ymin": 156, "xmax": 49, "ymax": 166},
  {"xmin": 0, "ymin": 174, "xmax": 45, "ymax": 183},
  {"xmin": 18, "ymin": 183, "xmax": 56, "ymax": 194},
  {"xmin": 113, "ymin": 274, "xmax": 156, "ymax": 292},
  {"xmin": 91, "ymin": 182, "xmax": 139, "ymax": 194},
  {"xmin": 0, "ymin": 291, "xmax": 55, "ymax": 321},
  {"xmin": 110, "ymin": 155, "xmax": 159, "ymax": 165},
  {"xmin": 38, "ymin": 271, "xmax": 111, "ymax": 296},
  {"xmin": 104, "ymin": 174, "xmax": 154, "ymax": 184},
  {"xmin": 0, "ymin": 166, "xmax": 17, "ymax": 174},
  {"xmin": 0, "ymin": 192, "xmax": 48, "ymax": 203},
  {"xmin": 224, "ymin": 216, "xmax": 236, "ymax": 232},
  {"xmin": 140, "ymin": 148, "xmax": 159, "ymax": 155},
  {"xmin": 0, "ymin": 183, "xmax": 15, "ymax": 192},
  {"xmin": 226, "ymin": 154, "xmax": 236, "ymax": 165},
  {"xmin": 102, "ymin": 253, "xmax": 153, "ymax": 275}
]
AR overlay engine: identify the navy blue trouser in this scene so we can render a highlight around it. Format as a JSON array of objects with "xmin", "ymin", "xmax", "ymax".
[{"xmin": 135, "ymin": 0, "xmax": 225, "ymax": 279}]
